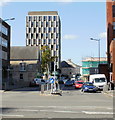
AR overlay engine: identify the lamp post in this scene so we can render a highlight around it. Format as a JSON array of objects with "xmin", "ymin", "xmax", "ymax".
[
  {"xmin": 90, "ymin": 38, "xmax": 100, "ymax": 65},
  {"xmin": 4, "ymin": 18, "xmax": 15, "ymax": 22}
]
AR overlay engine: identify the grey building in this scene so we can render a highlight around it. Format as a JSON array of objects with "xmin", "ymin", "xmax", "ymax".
[
  {"xmin": 26, "ymin": 11, "xmax": 61, "ymax": 72},
  {"xmin": 0, "ymin": 18, "xmax": 10, "ymax": 89},
  {"xmin": 61, "ymin": 59, "xmax": 81, "ymax": 79},
  {"xmin": 10, "ymin": 46, "xmax": 40, "ymax": 87}
]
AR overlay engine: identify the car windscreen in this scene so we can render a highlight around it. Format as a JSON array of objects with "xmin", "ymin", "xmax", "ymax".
[
  {"xmin": 84, "ymin": 83, "xmax": 93, "ymax": 86},
  {"xmin": 94, "ymin": 78, "xmax": 106, "ymax": 83},
  {"xmin": 76, "ymin": 82, "xmax": 83, "ymax": 84}
]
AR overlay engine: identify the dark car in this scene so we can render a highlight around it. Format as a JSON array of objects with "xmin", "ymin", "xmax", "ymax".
[
  {"xmin": 81, "ymin": 82, "xmax": 98, "ymax": 92},
  {"xmin": 65, "ymin": 80, "xmax": 74, "ymax": 86}
]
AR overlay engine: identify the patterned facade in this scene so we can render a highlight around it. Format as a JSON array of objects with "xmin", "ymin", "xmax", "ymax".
[{"xmin": 26, "ymin": 11, "xmax": 61, "ymax": 71}]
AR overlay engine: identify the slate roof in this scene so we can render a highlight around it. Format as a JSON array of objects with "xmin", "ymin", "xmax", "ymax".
[
  {"xmin": 10, "ymin": 46, "xmax": 39, "ymax": 60},
  {"xmin": 61, "ymin": 61, "xmax": 74, "ymax": 68}
]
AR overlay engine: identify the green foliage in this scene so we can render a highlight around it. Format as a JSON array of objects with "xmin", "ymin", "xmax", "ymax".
[{"xmin": 41, "ymin": 46, "xmax": 57, "ymax": 74}]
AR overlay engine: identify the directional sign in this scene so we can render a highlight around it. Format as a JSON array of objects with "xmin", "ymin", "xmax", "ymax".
[{"xmin": 50, "ymin": 78, "xmax": 54, "ymax": 84}]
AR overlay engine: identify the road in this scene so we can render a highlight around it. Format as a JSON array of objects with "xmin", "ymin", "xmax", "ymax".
[{"xmin": 1, "ymin": 85, "xmax": 114, "ymax": 119}]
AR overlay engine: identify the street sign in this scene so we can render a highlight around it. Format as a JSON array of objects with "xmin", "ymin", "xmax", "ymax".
[{"xmin": 50, "ymin": 78, "xmax": 54, "ymax": 84}]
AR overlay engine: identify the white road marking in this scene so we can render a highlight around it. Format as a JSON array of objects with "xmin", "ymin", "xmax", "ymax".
[
  {"xmin": 82, "ymin": 111, "xmax": 113, "ymax": 115},
  {"xmin": 1, "ymin": 114, "xmax": 24, "ymax": 117},
  {"xmin": 27, "ymin": 105, "xmax": 113, "ymax": 110}
]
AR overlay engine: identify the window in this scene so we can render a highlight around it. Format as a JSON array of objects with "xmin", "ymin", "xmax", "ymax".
[
  {"xmin": 56, "ymin": 21, "xmax": 58, "ymax": 27},
  {"xmin": 54, "ymin": 16, "xmax": 56, "ymax": 21},
  {"xmin": 41, "ymin": 33, "xmax": 43, "ymax": 39},
  {"xmin": 26, "ymin": 33, "xmax": 28, "ymax": 38},
  {"xmin": 49, "ymin": 28, "xmax": 51, "ymax": 32},
  {"xmin": 54, "ymin": 39, "xmax": 56, "ymax": 44},
  {"xmin": 44, "ymin": 28, "xmax": 46, "ymax": 33},
  {"xmin": 46, "ymin": 33, "xmax": 48, "ymax": 38},
  {"xmin": 36, "ymin": 22, "xmax": 38, "ymax": 27},
  {"xmin": 20, "ymin": 63, "xmax": 26, "ymax": 71},
  {"xmin": 26, "ymin": 22, "xmax": 29, "ymax": 27},
  {"xmin": 48, "ymin": 16, "xmax": 51, "ymax": 21},
  {"xmin": 29, "ymin": 16, "xmax": 31, "ymax": 21},
  {"xmin": 44, "ymin": 16, "xmax": 46, "ymax": 21},
  {"xmin": 34, "ymin": 28, "xmax": 36, "ymax": 33},
  {"xmin": 29, "ymin": 28, "xmax": 31, "ymax": 33},
  {"xmin": 43, "ymin": 39, "xmax": 46, "ymax": 44},
  {"xmin": 31, "ymin": 22, "xmax": 34, "ymax": 27},
  {"xmin": 2, "ymin": 25, "xmax": 8, "ymax": 36},
  {"xmin": 41, "ymin": 22, "xmax": 43, "ymax": 27},
  {"xmin": 2, "ymin": 51, "xmax": 7, "ymax": 60},
  {"xmin": 56, "ymin": 45, "xmax": 58, "ymax": 50},
  {"xmin": 31, "ymin": 34, "xmax": 33, "ymax": 39},
  {"xmin": 56, "ymin": 33, "xmax": 58, "ymax": 38},
  {"xmin": 51, "ymin": 22, "xmax": 54, "ymax": 27},
  {"xmin": 39, "ymin": 28, "xmax": 41, "ymax": 33},
  {"xmin": 39, "ymin": 39, "xmax": 41, "ymax": 44},
  {"xmin": 34, "ymin": 16, "xmax": 36, "ymax": 21},
  {"xmin": 48, "ymin": 39, "xmax": 51, "ymax": 44},
  {"xmin": 20, "ymin": 74, "xmax": 23, "ymax": 80},
  {"xmin": 34, "ymin": 39, "xmax": 36, "ymax": 44},
  {"xmin": 113, "ymin": 30, "xmax": 115, "ymax": 35},
  {"xmin": 51, "ymin": 33, "xmax": 53, "ymax": 38},
  {"xmin": 39, "ymin": 16, "xmax": 42, "ymax": 21},
  {"xmin": 51, "ymin": 45, "xmax": 53, "ymax": 50},
  {"xmin": 28, "ymin": 39, "xmax": 31, "ymax": 44},
  {"xmin": 54, "ymin": 28, "xmax": 56, "ymax": 33},
  {"xmin": 46, "ymin": 22, "xmax": 48, "ymax": 27},
  {"xmin": 20, "ymin": 62, "xmax": 26, "ymax": 71},
  {"xmin": 112, "ymin": 5, "xmax": 115, "ymax": 17},
  {"xmin": 2, "ymin": 38, "xmax": 7, "ymax": 47},
  {"xmin": 36, "ymin": 33, "xmax": 38, "ymax": 38}
]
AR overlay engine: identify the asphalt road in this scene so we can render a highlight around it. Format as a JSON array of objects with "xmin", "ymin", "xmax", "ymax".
[{"xmin": 1, "ymin": 85, "xmax": 114, "ymax": 119}]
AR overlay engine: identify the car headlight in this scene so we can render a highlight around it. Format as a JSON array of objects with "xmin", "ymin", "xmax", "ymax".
[{"xmin": 85, "ymin": 87, "xmax": 88, "ymax": 89}]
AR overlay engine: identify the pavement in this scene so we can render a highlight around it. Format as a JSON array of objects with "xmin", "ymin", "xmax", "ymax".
[{"xmin": 102, "ymin": 90, "xmax": 115, "ymax": 97}]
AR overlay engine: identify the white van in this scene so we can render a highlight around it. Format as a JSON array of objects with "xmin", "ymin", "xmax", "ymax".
[{"xmin": 89, "ymin": 74, "xmax": 107, "ymax": 90}]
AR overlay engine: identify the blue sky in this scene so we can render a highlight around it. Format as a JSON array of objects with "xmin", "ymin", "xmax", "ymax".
[{"xmin": 2, "ymin": 2, "xmax": 107, "ymax": 65}]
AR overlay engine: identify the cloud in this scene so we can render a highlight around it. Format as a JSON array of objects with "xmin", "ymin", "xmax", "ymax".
[
  {"xmin": 99, "ymin": 32, "xmax": 107, "ymax": 39},
  {"xmin": 63, "ymin": 34, "xmax": 78, "ymax": 40}
]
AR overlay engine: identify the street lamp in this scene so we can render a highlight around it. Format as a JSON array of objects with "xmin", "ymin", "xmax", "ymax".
[
  {"xmin": 90, "ymin": 38, "xmax": 100, "ymax": 65},
  {"xmin": 4, "ymin": 18, "xmax": 15, "ymax": 22}
]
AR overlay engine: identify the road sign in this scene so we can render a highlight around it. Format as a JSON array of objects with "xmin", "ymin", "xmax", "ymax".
[{"xmin": 50, "ymin": 78, "xmax": 54, "ymax": 84}]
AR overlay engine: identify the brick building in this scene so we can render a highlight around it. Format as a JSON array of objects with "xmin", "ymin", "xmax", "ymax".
[{"xmin": 106, "ymin": 0, "xmax": 115, "ymax": 84}]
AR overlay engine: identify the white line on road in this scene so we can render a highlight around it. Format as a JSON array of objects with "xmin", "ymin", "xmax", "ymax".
[
  {"xmin": 1, "ymin": 114, "xmax": 24, "ymax": 117},
  {"xmin": 27, "ymin": 105, "xmax": 113, "ymax": 110},
  {"xmin": 82, "ymin": 111, "xmax": 113, "ymax": 115}
]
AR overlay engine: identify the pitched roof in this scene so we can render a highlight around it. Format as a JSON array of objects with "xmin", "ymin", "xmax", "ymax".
[
  {"xmin": 61, "ymin": 61, "xmax": 74, "ymax": 68},
  {"xmin": 10, "ymin": 46, "xmax": 39, "ymax": 60}
]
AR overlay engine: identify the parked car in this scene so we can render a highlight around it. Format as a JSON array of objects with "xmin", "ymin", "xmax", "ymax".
[
  {"xmin": 29, "ymin": 78, "xmax": 46, "ymax": 87},
  {"xmin": 74, "ymin": 81, "xmax": 84, "ymax": 89},
  {"xmin": 81, "ymin": 82, "xmax": 98, "ymax": 92},
  {"xmin": 65, "ymin": 80, "xmax": 74, "ymax": 86}
]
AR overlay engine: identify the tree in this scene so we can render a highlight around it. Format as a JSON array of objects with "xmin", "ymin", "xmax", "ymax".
[{"xmin": 41, "ymin": 46, "xmax": 56, "ymax": 79}]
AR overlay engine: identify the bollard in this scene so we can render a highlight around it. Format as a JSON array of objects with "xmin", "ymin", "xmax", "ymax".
[{"xmin": 41, "ymin": 84, "xmax": 44, "ymax": 94}]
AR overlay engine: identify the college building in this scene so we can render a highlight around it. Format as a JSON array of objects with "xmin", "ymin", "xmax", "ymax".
[{"xmin": 26, "ymin": 11, "xmax": 61, "ymax": 72}]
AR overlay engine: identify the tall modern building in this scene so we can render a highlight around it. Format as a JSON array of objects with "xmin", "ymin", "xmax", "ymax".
[
  {"xmin": 26, "ymin": 11, "xmax": 61, "ymax": 71},
  {"xmin": 0, "ymin": 18, "xmax": 10, "ymax": 88},
  {"xmin": 106, "ymin": 0, "xmax": 115, "ymax": 83}
]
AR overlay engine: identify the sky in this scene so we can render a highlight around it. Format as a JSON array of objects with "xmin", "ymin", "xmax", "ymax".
[{"xmin": 1, "ymin": 1, "xmax": 107, "ymax": 65}]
